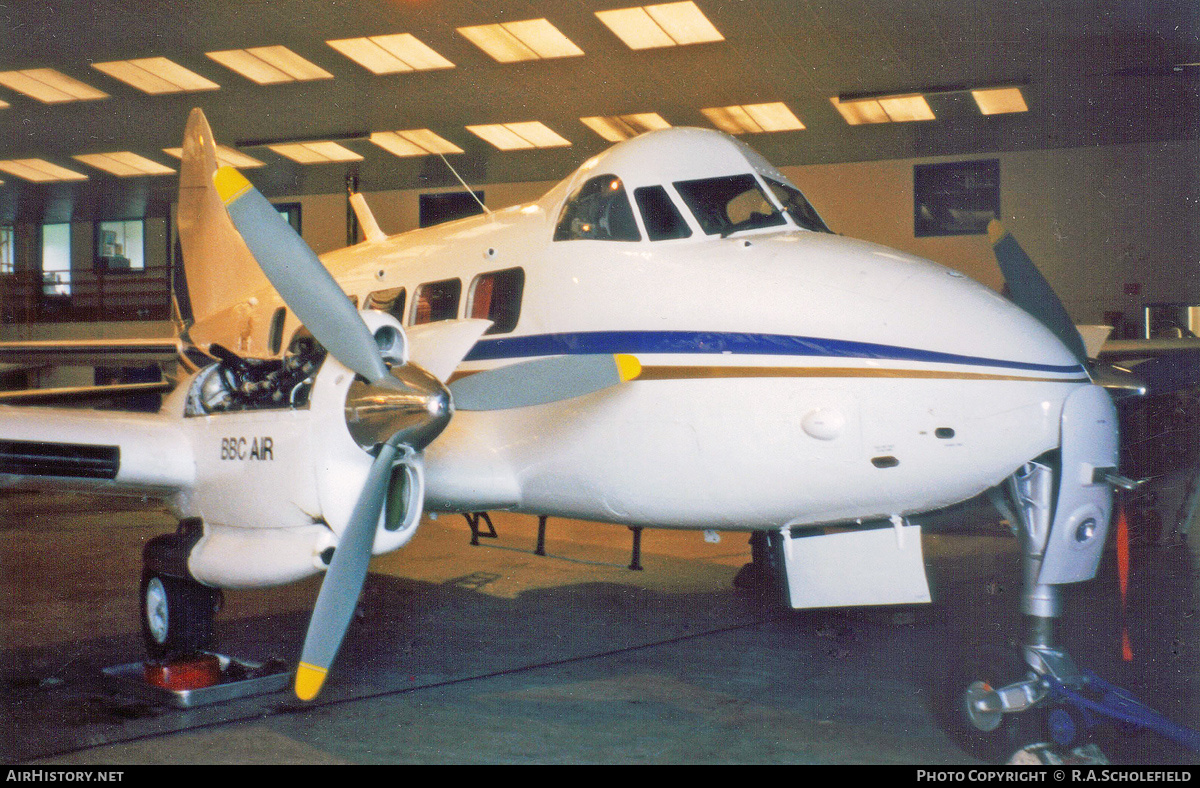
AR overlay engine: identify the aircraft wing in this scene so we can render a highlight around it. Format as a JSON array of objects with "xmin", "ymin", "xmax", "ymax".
[
  {"xmin": 0, "ymin": 403, "xmax": 193, "ymax": 494},
  {"xmin": 1096, "ymin": 337, "xmax": 1200, "ymax": 362},
  {"xmin": 0, "ymin": 337, "xmax": 183, "ymax": 366}
]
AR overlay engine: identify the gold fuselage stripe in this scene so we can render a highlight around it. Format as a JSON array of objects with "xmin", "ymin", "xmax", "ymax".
[{"xmin": 635, "ymin": 365, "xmax": 1090, "ymax": 383}]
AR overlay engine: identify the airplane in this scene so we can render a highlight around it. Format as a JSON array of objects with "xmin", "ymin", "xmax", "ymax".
[{"xmin": 0, "ymin": 108, "xmax": 1130, "ymax": 758}]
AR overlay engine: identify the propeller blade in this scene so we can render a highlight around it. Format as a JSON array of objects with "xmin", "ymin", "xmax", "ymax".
[
  {"xmin": 214, "ymin": 166, "xmax": 390, "ymax": 384},
  {"xmin": 988, "ymin": 220, "xmax": 1089, "ymax": 364},
  {"xmin": 295, "ymin": 439, "xmax": 401, "ymax": 701},
  {"xmin": 449, "ymin": 353, "xmax": 641, "ymax": 411}
]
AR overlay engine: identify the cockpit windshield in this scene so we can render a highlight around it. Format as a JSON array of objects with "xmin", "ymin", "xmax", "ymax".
[
  {"xmin": 672, "ymin": 174, "xmax": 787, "ymax": 237},
  {"xmin": 765, "ymin": 177, "xmax": 832, "ymax": 233},
  {"xmin": 554, "ymin": 175, "xmax": 641, "ymax": 242}
]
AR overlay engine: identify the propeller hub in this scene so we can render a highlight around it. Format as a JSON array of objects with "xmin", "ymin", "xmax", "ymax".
[{"xmin": 344, "ymin": 363, "xmax": 452, "ymax": 451}]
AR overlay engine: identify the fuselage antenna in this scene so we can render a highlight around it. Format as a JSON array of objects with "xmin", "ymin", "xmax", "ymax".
[{"xmin": 439, "ymin": 153, "xmax": 492, "ymax": 217}]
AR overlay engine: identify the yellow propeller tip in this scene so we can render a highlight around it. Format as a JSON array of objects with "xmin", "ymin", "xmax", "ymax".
[
  {"xmin": 986, "ymin": 219, "xmax": 1007, "ymax": 245},
  {"xmin": 213, "ymin": 165, "xmax": 253, "ymax": 206},
  {"xmin": 294, "ymin": 662, "xmax": 328, "ymax": 701},
  {"xmin": 615, "ymin": 354, "xmax": 641, "ymax": 382}
]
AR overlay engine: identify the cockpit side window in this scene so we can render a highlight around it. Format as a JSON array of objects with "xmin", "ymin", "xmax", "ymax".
[
  {"xmin": 673, "ymin": 174, "xmax": 786, "ymax": 236},
  {"xmin": 765, "ymin": 177, "xmax": 832, "ymax": 233},
  {"xmin": 633, "ymin": 186, "xmax": 692, "ymax": 241},
  {"xmin": 553, "ymin": 175, "xmax": 641, "ymax": 242}
]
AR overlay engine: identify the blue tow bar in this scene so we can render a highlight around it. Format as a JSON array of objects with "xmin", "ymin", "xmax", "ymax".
[{"xmin": 1044, "ymin": 670, "xmax": 1200, "ymax": 753}]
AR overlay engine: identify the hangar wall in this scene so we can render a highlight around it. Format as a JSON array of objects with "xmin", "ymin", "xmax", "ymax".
[{"xmin": 787, "ymin": 139, "xmax": 1200, "ymax": 328}]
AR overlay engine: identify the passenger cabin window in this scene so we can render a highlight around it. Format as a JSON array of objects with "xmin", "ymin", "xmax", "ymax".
[
  {"xmin": 469, "ymin": 268, "xmax": 525, "ymax": 335},
  {"xmin": 673, "ymin": 174, "xmax": 786, "ymax": 237},
  {"xmin": 366, "ymin": 286, "xmax": 407, "ymax": 322},
  {"xmin": 765, "ymin": 178, "xmax": 831, "ymax": 233},
  {"xmin": 554, "ymin": 175, "xmax": 641, "ymax": 242},
  {"xmin": 412, "ymin": 278, "xmax": 461, "ymax": 324},
  {"xmin": 633, "ymin": 186, "xmax": 692, "ymax": 241}
]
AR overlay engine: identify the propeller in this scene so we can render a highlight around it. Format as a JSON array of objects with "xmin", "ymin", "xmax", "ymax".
[
  {"xmin": 214, "ymin": 165, "xmax": 450, "ymax": 700},
  {"xmin": 214, "ymin": 164, "xmax": 642, "ymax": 698},
  {"xmin": 450, "ymin": 353, "xmax": 642, "ymax": 411},
  {"xmin": 988, "ymin": 220, "xmax": 1089, "ymax": 365},
  {"xmin": 214, "ymin": 166, "xmax": 391, "ymax": 385}
]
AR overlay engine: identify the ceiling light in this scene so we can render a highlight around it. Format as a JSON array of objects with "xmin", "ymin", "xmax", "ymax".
[
  {"xmin": 267, "ymin": 141, "xmax": 363, "ymax": 164},
  {"xmin": 457, "ymin": 19, "xmax": 583, "ymax": 62},
  {"xmin": 0, "ymin": 69, "xmax": 108, "ymax": 103},
  {"xmin": 971, "ymin": 87, "xmax": 1028, "ymax": 115},
  {"xmin": 877, "ymin": 94, "xmax": 936, "ymax": 122},
  {"xmin": 73, "ymin": 152, "xmax": 175, "ymax": 177},
  {"xmin": 163, "ymin": 145, "xmax": 265, "ymax": 169},
  {"xmin": 702, "ymin": 102, "xmax": 804, "ymax": 134},
  {"xmin": 0, "ymin": 159, "xmax": 88, "ymax": 182},
  {"xmin": 327, "ymin": 34, "xmax": 454, "ymax": 74},
  {"xmin": 93, "ymin": 58, "xmax": 219, "ymax": 94},
  {"xmin": 581, "ymin": 113, "xmax": 671, "ymax": 142},
  {"xmin": 370, "ymin": 130, "xmax": 463, "ymax": 157},
  {"xmin": 466, "ymin": 122, "xmax": 570, "ymax": 150},
  {"xmin": 596, "ymin": 2, "xmax": 724, "ymax": 50},
  {"xmin": 831, "ymin": 94, "xmax": 935, "ymax": 124},
  {"xmin": 207, "ymin": 46, "xmax": 332, "ymax": 84}
]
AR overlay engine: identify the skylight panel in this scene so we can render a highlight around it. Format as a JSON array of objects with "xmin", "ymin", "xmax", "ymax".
[
  {"xmin": 0, "ymin": 158, "xmax": 88, "ymax": 182},
  {"xmin": 207, "ymin": 46, "xmax": 332, "ymax": 84},
  {"xmin": 73, "ymin": 152, "xmax": 175, "ymax": 177},
  {"xmin": 268, "ymin": 141, "xmax": 363, "ymax": 164},
  {"xmin": 972, "ymin": 87, "xmax": 1028, "ymax": 115},
  {"xmin": 830, "ymin": 94, "xmax": 935, "ymax": 125},
  {"xmin": 93, "ymin": 58, "xmax": 219, "ymax": 94},
  {"xmin": 466, "ymin": 122, "xmax": 571, "ymax": 150},
  {"xmin": 581, "ymin": 113, "xmax": 671, "ymax": 142},
  {"xmin": 327, "ymin": 34, "xmax": 454, "ymax": 74},
  {"xmin": 702, "ymin": 102, "xmax": 804, "ymax": 134},
  {"xmin": 457, "ymin": 19, "xmax": 584, "ymax": 62},
  {"xmin": 370, "ymin": 130, "xmax": 463, "ymax": 157},
  {"xmin": 163, "ymin": 145, "xmax": 266, "ymax": 169},
  {"xmin": 0, "ymin": 69, "xmax": 108, "ymax": 103},
  {"xmin": 596, "ymin": 2, "xmax": 724, "ymax": 50}
]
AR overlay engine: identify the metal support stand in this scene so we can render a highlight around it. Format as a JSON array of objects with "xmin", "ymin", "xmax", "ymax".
[
  {"xmin": 628, "ymin": 526, "xmax": 643, "ymax": 571},
  {"xmin": 535, "ymin": 515, "xmax": 548, "ymax": 556},
  {"xmin": 462, "ymin": 512, "xmax": 497, "ymax": 547}
]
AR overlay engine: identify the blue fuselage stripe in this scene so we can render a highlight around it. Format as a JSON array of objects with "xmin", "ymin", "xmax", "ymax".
[{"xmin": 464, "ymin": 331, "xmax": 1085, "ymax": 375}]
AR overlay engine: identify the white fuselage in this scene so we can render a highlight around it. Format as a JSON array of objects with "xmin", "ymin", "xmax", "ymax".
[{"xmin": 217, "ymin": 128, "xmax": 1091, "ymax": 534}]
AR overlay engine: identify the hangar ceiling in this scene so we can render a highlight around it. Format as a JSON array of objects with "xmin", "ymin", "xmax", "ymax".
[{"xmin": 0, "ymin": 0, "xmax": 1196, "ymax": 223}]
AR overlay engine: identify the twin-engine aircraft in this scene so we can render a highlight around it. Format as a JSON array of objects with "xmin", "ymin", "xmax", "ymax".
[{"xmin": 0, "ymin": 109, "xmax": 1122, "ymax": 747}]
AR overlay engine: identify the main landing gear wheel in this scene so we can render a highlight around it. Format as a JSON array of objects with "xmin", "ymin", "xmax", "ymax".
[
  {"xmin": 938, "ymin": 649, "xmax": 1049, "ymax": 763},
  {"xmin": 139, "ymin": 569, "xmax": 223, "ymax": 659}
]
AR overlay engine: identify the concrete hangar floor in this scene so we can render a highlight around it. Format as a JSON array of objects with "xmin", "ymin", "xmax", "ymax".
[{"xmin": 1, "ymin": 481, "xmax": 1196, "ymax": 765}]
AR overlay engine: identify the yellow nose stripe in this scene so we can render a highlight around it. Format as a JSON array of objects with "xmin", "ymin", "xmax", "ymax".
[
  {"xmin": 294, "ymin": 661, "xmax": 328, "ymax": 701},
  {"xmin": 213, "ymin": 165, "xmax": 253, "ymax": 206}
]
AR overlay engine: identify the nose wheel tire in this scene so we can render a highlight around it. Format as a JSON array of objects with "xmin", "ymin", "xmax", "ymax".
[
  {"xmin": 937, "ymin": 648, "xmax": 1050, "ymax": 763},
  {"xmin": 139, "ymin": 569, "xmax": 222, "ymax": 659}
]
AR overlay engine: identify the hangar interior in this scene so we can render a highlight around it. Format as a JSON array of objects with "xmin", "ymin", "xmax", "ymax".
[{"xmin": 0, "ymin": 0, "xmax": 1198, "ymax": 766}]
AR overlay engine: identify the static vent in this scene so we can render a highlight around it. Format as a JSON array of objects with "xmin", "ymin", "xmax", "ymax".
[{"xmin": 0, "ymin": 440, "xmax": 120, "ymax": 479}]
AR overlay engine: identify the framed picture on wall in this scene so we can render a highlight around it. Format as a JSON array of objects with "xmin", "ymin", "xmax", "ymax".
[{"xmin": 914, "ymin": 159, "xmax": 1000, "ymax": 237}]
